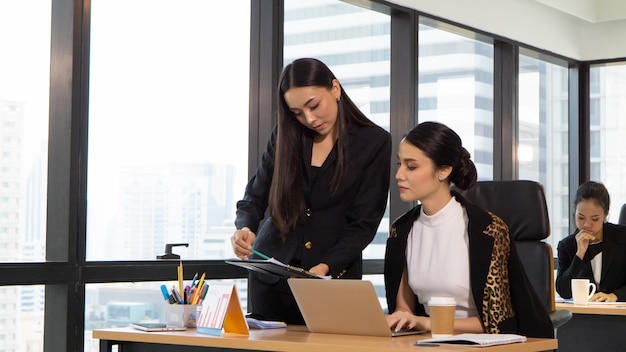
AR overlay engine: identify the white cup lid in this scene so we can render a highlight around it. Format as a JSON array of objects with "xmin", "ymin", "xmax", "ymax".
[{"xmin": 428, "ymin": 296, "xmax": 456, "ymax": 306}]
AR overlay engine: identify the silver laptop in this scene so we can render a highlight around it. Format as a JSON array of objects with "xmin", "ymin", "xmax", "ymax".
[{"xmin": 287, "ymin": 278, "xmax": 425, "ymax": 337}]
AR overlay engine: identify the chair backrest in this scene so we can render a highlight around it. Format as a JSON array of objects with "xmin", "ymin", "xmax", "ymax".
[
  {"xmin": 457, "ymin": 180, "xmax": 555, "ymax": 312},
  {"xmin": 619, "ymin": 203, "xmax": 626, "ymax": 225}
]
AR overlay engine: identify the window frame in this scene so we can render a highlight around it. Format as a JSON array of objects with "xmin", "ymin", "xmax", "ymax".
[{"xmin": 1, "ymin": 1, "xmax": 617, "ymax": 351}]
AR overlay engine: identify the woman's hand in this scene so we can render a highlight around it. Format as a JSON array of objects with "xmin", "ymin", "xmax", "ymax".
[
  {"xmin": 575, "ymin": 229, "xmax": 595, "ymax": 259},
  {"xmin": 231, "ymin": 227, "xmax": 256, "ymax": 259},
  {"xmin": 386, "ymin": 310, "xmax": 430, "ymax": 332},
  {"xmin": 308, "ymin": 263, "xmax": 329, "ymax": 277},
  {"xmin": 590, "ymin": 292, "xmax": 618, "ymax": 302}
]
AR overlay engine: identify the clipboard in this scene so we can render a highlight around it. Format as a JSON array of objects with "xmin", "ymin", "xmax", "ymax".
[{"xmin": 225, "ymin": 258, "xmax": 330, "ymax": 280}]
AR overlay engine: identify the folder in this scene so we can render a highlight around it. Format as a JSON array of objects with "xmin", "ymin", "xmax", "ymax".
[{"xmin": 225, "ymin": 258, "xmax": 330, "ymax": 280}]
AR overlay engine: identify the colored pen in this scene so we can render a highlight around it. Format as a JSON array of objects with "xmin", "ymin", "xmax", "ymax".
[
  {"xmin": 190, "ymin": 272, "xmax": 198, "ymax": 288},
  {"xmin": 168, "ymin": 294, "xmax": 176, "ymax": 304},
  {"xmin": 160, "ymin": 284, "xmax": 170, "ymax": 301},
  {"xmin": 177, "ymin": 262, "xmax": 184, "ymax": 300},
  {"xmin": 199, "ymin": 283, "xmax": 209, "ymax": 302},
  {"xmin": 250, "ymin": 248, "xmax": 270, "ymax": 260},
  {"xmin": 184, "ymin": 286, "xmax": 190, "ymax": 304},
  {"xmin": 172, "ymin": 286, "xmax": 185, "ymax": 304},
  {"xmin": 191, "ymin": 273, "xmax": 206, "ymax": 304},
  {"xmin": 194, "ymin": 283, "xmax": 209, "ymax": 305}
]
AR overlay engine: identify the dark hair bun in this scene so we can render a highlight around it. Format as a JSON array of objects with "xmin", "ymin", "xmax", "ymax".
[{"xmin": 450, "ymin": 148, "xmax": 477, "ymax": 190}]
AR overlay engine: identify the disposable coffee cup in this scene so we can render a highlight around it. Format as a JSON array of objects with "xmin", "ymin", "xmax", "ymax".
[{"xmin": 428, "ymin": 296, "xmax": 456, "ymax": 338}]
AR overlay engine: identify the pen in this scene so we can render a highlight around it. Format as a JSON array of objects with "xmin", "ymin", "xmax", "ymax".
[
  {"xmin": 177, "ymin": 261, "xmax": 184, "ymax": 300},
  {"xmin": 193, "ymin": 284, "xmax": 205, "ymax": 305},
  {"xmin": 191, "ymin": 273, "xmax": 206, "ymax": 304},
  {"xmin": 250, "ymin": 248, "xmax": 271, "ymax": 260},
  {"xmin": 168, "ymin": 294, "xmax": 176, "ymax": 304},
  {"xmin": 171, "ymin": 286, "xmax": 184, "ymax": 304},
  {"xmin": 200, "ymin": 283, "xmax": 209, "ymax": 302},
  {"xmin": 160, "ymin": 284, "xmax": 170, "ymax": 301},
  {"xmin": 190, "ymin": 272, "xmax": 198, "ymax": 288},
  {"xmin": 195, "ymin": 283, "xmax": 209, "ymax": 305},
  {"xmin": 415, "ymin": 342, "xmax": 440, "ymax": 347},
  {"xmin": 189, "ymin": 286, "xmax": 196, "ymax": 302}
]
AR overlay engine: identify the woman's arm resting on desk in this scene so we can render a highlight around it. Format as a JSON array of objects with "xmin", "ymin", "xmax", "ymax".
[
  {"xmin": 386, "ymin": 267, "xmax": 483, "ymax": 333},
  {"xmin": 591, "ymin": 292, "xmax": 618, "ymax": 302},
  {"xmin": 387, "ymin": 310, "xmax": 483, "ymax": 333}
]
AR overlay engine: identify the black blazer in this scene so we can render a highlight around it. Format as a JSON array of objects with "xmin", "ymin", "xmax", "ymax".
[
  {"xmin": 556, "ymin": 222, "xmax": 626, "ymax": 300},
  {"xmin": 385, "ymin": 192, "xmax": 553, "ymax": 338},
  {"xmin": 235, "ymin": 122, "xmax": 391, "ymax": 280}
]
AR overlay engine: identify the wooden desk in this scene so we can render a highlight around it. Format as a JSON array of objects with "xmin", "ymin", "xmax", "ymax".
[
  {"xmin": 555, "ymin": 302, "xmax": 626, "ymax": 351},
  {"xmin": 555, "ymin": 302, "xmax": 626, "ymax": 316},
  {"xmin": 93, "ymin": 326, "xmax": 557, "ymax": 352}
]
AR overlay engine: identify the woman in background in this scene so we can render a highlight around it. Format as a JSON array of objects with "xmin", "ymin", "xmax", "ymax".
[
  {"xmin": 385, "ymin": 121, "xmax": 553, "ymax": 338},
  {"xmin": 556, "ymin": 181, "xmax": 626, "ymax": 302},
  {"xmin": 231, "ymin": 58, "xmax": 391, "ymax": 324}
]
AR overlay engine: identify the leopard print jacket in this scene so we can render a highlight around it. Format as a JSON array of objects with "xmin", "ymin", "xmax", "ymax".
[
  {"xmin": 385, "ymin": 202, "xmax": 516, "ymax": 334},
  {"xmin": 479, "ymin": 211, "xmax": 515, "ymax": 333}
]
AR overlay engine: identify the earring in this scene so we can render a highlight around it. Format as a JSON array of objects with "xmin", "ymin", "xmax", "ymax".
[
  {"xmin": 438, "ymin": 175, "xmax": 444, "ymax": 181},
  {"xmin": 337, "ymin": 96, "xmax": 341, "ymax": 102}
]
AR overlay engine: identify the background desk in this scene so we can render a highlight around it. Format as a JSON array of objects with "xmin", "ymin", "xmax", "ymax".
[
  {"xmin": 93, "ymin": 326, "xmax": 557, "ymax": 352},
  {"xmin": 555, "ymin": 302, "xmax": 626, "ymax": 351}
]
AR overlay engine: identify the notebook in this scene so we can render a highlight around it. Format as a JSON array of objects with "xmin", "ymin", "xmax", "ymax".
[
  {"xmin": 416, "ymin": 333, "xmax": 527, "ymax": 347},
  {"xmin": 287, "ymin": 278, "xmax": 425, "ymax": 337}
]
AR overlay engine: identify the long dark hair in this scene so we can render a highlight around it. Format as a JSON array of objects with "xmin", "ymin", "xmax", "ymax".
[
  {"xmin": 404, "ymin": 121, "xmax": 477, "ymax": 190},
  {"xmin": 269, "ymin": 58, "xmax": 376, "ymax": 238}
]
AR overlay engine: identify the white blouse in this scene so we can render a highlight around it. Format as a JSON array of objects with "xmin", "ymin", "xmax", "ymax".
[{"xmin": 406, "ymin": 197, "xmax": 478, "ymax": 318}]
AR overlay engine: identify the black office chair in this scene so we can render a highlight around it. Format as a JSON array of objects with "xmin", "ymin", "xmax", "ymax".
[
  {"xmin": 618, "ymin": 203, "xmax": 626, "ymax": 225},
  {"xmin": 456, "ymin": 180, "xmax": 572, "ymax": 334}
]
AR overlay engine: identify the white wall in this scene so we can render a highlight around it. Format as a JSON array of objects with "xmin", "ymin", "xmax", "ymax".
[{"xmin": 386, "ymin": 0, "xmax": 626, "ymax": 61}]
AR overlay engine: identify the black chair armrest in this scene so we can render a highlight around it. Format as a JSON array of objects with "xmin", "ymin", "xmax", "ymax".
[{"xmin": 549, "ymin": 309, "xmax": 573, "ymax": 329}]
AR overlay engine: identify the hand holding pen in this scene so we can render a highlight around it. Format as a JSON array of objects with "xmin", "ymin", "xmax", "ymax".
[{"xmin": 231, "ymin": 227, "xmax": 257, "ymax": 259}]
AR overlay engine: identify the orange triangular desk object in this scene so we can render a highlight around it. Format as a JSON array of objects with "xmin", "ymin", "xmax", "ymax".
[{"xmin": 196, "ymin": 282, "xmax": 249, "ymax": 336}]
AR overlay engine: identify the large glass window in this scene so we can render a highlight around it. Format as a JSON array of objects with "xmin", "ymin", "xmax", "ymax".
[
  {"xmin": 0, "ymin": 3, "xmax": 50, "ymax": 262},
  {"xmin": 85, "ymin": 0, "xmax": 252, "ymax": 345},
  {"xmin": 590, "ymin": 63, "xmax": 626, "ymax": 223},
  {"xmin": 87, "ymin": 0, "xmax": 250, "ymax": 261},
  {"xmin": 518, "ymin": 51, "xmax": 569, "ymax": 248},
  {"xmin": 83, "ymin": 280, "xmax": 246, "ymax": 351},
  {"xmin": 283, "ymin": 0, "xmax": 391, "ymax": 259},
  {"xmin": 0, "ymin": 2, "xmax": 50, "ymax": 351},
  {"xmin": 417, "ymin": 19, "xmax": 495, "ymax": 181},
  {"xmin": 0, "ymin": 285, "xmax": 45, "ymax": 352}
]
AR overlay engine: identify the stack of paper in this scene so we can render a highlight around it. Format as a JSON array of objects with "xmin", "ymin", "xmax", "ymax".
[{"xmin": 246, "ymin": 317, "xmax": 287, "ymax": 329}]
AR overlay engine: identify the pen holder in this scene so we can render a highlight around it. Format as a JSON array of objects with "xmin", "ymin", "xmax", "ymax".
[{"xmin": 165, "ymin": 304, "xmax": 200, "ymax": 328}]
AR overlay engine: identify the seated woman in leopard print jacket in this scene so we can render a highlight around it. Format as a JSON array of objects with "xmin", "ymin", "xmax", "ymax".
[{"xmin": 384, "ymin": 121, "xmax": 553, "ymax": 338}]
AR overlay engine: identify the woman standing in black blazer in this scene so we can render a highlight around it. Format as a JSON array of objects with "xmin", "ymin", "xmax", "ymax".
[
  {"xmin": 231, "ymin": 58, "xmax": 391, "ymax": 324},
  {"xmin": 556, "ymin": 181, "xmax": 626, "ymax": 302}
]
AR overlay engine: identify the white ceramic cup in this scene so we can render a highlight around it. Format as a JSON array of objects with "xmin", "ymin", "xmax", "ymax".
[
  {"xmin": 571, "ymin": 278, "xmax": 596, "ymax": 305},
  {"xmin": 428, "ymin": 297, "xmax": 456, "ymax": 338}
]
